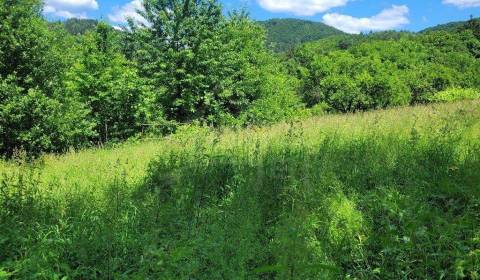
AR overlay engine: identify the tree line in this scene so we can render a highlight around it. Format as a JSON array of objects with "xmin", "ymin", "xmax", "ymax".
[{"xmin": 1, "ymin": 0, "xmax": 479, "ymax": 156}]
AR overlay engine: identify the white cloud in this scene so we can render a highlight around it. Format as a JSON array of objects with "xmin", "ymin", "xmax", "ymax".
[
  {"xmin": 443, "ymin": 0, "xmax": 480, "ymax": 8},
  {"xmin": 44, "ymin": 0, "xmax": 98, "ymax": 19},
  {"xmin": 257, "ymin": 0, "xmax": 350, "ymax": 16},
  {"xmin": 108, "ymin": 0, "xmax": 146, "ymax": 24},
  {"xmin": 55, "ymin": 10, "xmax": 88, "ymax": 19},
  {"xmin": 46, "ymin": 0, "xmax": 98, "ymax": 10},
  {"xmin": 323, "ymin": 5, "xmax": 410, "ymax": 34}
]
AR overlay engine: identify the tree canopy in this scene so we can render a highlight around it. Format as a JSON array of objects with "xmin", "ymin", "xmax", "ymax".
[{"xmin": 0, "ymin": 0, "xmax": 479, "ymax": 156}]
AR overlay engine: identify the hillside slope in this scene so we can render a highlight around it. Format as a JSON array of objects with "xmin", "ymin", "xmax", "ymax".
[
  {"xmin": 49, "ymin": 18, "xmax": 99, "ymax": 35},
  {"xmin": 422, "ymin": 20, "xmax": 466, "ymax": 33},
  {"xmin": 421, "ymin": 17, "xmax": 479, "ymax": 33},
  {"xmin": 52, "ymin": 17, "xmax": 477, "ymax": 51},
  {"xmin": 1, "ymin": 100, "xmax": 479, "ymax": 279},
  {"xmin": 259, "ymin": 18, "xmax": 344, "ymax": 52}
]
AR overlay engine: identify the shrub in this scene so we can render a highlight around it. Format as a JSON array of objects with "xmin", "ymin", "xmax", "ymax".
[
  {"xmin": 292, "ymin": 30, "xmax": 480, "ymax": 110},
  {"xmin": 0, "ymin": 77, "xmax": 94, "ymax": 156},
  {"xmin": 65, "ymin": 23, "xmax": 146, "ymax": 143},
  {"xmin": 0, "ymin": 0, "xmax": 95, "ymax": 157},
  {"xmin": 429, "ymin": 87, "xmax": 480, "ymax": 103},
  {"xmin": 244, "ymin": 71, "xmax": 305, "ymax": 125}
]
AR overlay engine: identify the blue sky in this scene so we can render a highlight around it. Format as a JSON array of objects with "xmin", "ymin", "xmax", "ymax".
[{"xmin": 44, "ymin": 0, "xmax": 480, "ymax": 33}]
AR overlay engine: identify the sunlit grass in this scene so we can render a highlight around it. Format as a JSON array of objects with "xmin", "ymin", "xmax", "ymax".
[
  {"xmin": 1, "ymin": 100, "xmax": 479, "ymax": 279},
  {"xmin": 1, "ymin": 100, "xmax": 478, "ymax": 196}
]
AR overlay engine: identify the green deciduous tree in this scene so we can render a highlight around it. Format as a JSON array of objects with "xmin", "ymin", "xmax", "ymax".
[
  {"xmin": 131, "ymin": 0, "xmax": 227, "ymax": 123},
  {"xmin": 0, "ymin": 0, "xmax": 94, "ymax": 156},
  {"xmin": 129, "ymin": 1, "xmax": 304, "ymax": 125},
  {"xmin": 66, "ymin": 23, "xmax": 148, "ymax": 142},
  {"xmin": 292, "ymin": 30, "xmax": 479, "ymax": 112}
]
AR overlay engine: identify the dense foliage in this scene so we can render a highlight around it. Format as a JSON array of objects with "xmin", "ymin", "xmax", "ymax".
[
  {"xmin": 1, "ymin": 101, "xmax": 479, "ymax": 279},
  {"xmin": 0, "ymin": 0, "xmax": 93, "ymax": 156},
  {"xmin": 0, "ymin": 0, "xmax": 479, "ymax": 156},
  {"xmin": 290, "ymin": 28, "xmax": 480, "ymax": 112},
  {"xmin": 1, "ymin": 0, "xmax": 479, "ymax": 275},
  {"xmin": 129, "ymin": 3, "xmax": 270, "ymax": 125},
  {"xmin": 65, "ymin": 23, "xmax": 146, "ymax": 142},
  {"xmin": 62, "ymin": 18, "xmax": 98, "ymax": 35}
]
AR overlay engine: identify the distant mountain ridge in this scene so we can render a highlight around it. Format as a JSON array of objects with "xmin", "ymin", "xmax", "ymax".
[
  {"xmin": 54, "ymin": 17, "xmax": 477, "ymax": 52},
  {"xmin": 421, "ymin": 17, "xmax": 479, "ymax": 33},
  {"xmin": 63, "ymin": 18, "xmax": 98, "ymax": 35},
  {"xmin": 259, "ymin": 18, "xmax": 344, "ymax": 52},
  {"xmin": 52, "ymin": 18, "xmax": 345, "ymax": 52}
]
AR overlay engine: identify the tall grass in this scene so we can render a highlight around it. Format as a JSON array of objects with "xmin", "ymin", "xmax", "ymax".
[{"xmin": 1, "ymin": 101, "xmax": 479, "ymax": 279}]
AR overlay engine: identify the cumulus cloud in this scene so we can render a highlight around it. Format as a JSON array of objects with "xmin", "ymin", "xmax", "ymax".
[
  {"xmin": 113, "ymin": 25, "xmax": 124, "ymax": 31},
  {"xmin": 53, "ymin": 10, "xmax": 87, "ymax": 19},
  {"xmin": 442, "ymin": 0, "xmax": 480, "ymax": 8},
  {"xmin": 323, "ymin": 5, "xmax": 410, "ymax": 34},
  {"xmin": 108, "ymin": 0, "xmax": 147, "ymax": 24},
  {"xmin": 43, "ymin": 0, "xmax": 98, "ymax": 18},
  {"xmin": 257, "ymin": 0, "xmax": 350, "ymax": 16}
]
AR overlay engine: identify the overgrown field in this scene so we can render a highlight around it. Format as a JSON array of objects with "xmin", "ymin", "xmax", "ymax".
[{"xmin": 1, "ymin": 101, "xmax": 479, "ymax": 279}]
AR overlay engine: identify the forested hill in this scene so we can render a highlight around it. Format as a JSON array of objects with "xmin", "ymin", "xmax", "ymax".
[
  {"xmin": 421, "ymin": 20, "xmax": 466, "ymax": 33},
  {"xmin": 259, "ymin": 18, "xmax": 344, "ymax": 52},
  {"xmin": 421, "ymin": 17, "xmax": 479, "ymax": 33},
  {"xmin": 55, "ymin": 18, "xmax": 98, "ymax": 35},
  {"xmin": 57, "ymin": 18, "xmax": 344, "ymax": 52},
  {"xmin": 57, "ymin": 17, "xmax": 479, "ymax": 52}
]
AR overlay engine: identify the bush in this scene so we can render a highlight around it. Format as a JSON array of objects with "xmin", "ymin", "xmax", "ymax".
[
  {"xmin": 291, "ymin": 30, "xmax": 480, "ymax": 110},
  {"xmin": 429, "ymin": 87, "xmax": 480, "ymax": 103},
  {"xmin": 244, "ymin": 70, "xmax": 305, "ymax": 125},
  {"xmin": 0, "ymin": 77, "xmax": 94, "ymax": 156},
  {"xmin": 306, "ymin": 102, "xmax": 330, "ymax": 117},
  {"xmin": 0, "ymin": 0, "xmax": 95, "ymax": 157},
  {"xmin": 65, "ymin": 23, "xmax": 146, "ymax": 143}
]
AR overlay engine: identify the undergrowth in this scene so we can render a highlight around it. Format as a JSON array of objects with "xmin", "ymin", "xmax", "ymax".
[{"xmin": 0, "ymin": 101, "xmax": 479, "ymax": 279}]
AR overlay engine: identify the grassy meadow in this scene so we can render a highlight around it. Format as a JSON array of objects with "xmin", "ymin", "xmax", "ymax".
[{"xmin": 1, "ymin": 100, "xmax": 479, "ymax": 279}]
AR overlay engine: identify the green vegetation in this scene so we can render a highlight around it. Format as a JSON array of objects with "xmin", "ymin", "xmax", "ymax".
[
  {"xmin": 421, "ymin": 16, "xmax": 480, "ymax": 34},
  {"xmin": 65, "ymin": 22, "xmax": 146, "ymax": 142},
  {"xmin": 2, "ymin": 0, "xmax": 479, "ymax": 156},
  {"xmin": 1, "ymin": 101, "xmax": 479, "ymax": 278},
  {"xmin": 1, "ymin": 0, "xmax": 480, "ymax": 277},
  {"xmin": 429, "ymin": 88, "xmax": 480, "ymax": 102},
  {"xmin": 62, "ymin": 18, "xmax": 99, "ymax": 35},
  {"xmin": 290, "ymin": 28, "xmax": 480, "ymax": 111},
  {"xmin": 259, "ymin": 18, "xmax": 344, "ymax": 52},
  {"xmin": 0, "ymin": 0, "xmax": 94, "ymax": 156}
]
